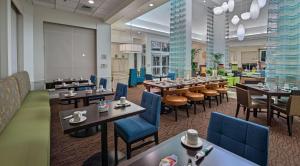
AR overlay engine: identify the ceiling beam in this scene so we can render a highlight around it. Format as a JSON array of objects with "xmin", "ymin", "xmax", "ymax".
[{"xmin": 104, "ymin": 0, "xmax": 137, "ymax": 24}]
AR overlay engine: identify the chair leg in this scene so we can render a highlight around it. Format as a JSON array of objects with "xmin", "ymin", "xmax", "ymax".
[
  {"xmin": 277, "ymin": 111, "xmax": 280, "ymax": 118},
  {"xmin": 208, "ymin": 97, "xmax": 212, "ymax": 108},
  {"xmin": 215, "ymin": 96, "xmax": 219, "ymax": 106},
  {"xmin": 287, "ymin": 116, "xmax": 292, "ymax": 136},
  {"xmin": 235, "ymin": 104, "xmax": 240, "ymax": 117},
  {"xmin": 246, "ymin": 108, "xmax": 251, "ymax": 121},
  {"xmin": 219, "ymin": 94, "xmax": 222, "ymax": 104},
  {"xmin": 186, "ymin": 105, "xmax": 189, "ymax": 118},
  {"xmin": 253, "ymin": 108, "xmax": 258, "ymax": 118},
  {"xmin": 202, "ymin": 101, "xmax": 206, "ymax": 111},
  {"xmin": 126, "ymin": 143, "xmax": 131, "ymax": 159},
  {"xmin": 226, "ymin": 93, "xmax": 229, "ymax": 102},
  {"xmin": 174, "ymin": 107, "xmax": 178, "ymax": 121},
  {"xmin": 154, "ymin": 132, "xmax": 159, "ymax": 145},
  {"xmin": 194, "ymin": 101, "xmax": 197, "ymax": 114},
  {"xmin": 114, "ymin": 127, "xmax": 118, "ymax": 165}
]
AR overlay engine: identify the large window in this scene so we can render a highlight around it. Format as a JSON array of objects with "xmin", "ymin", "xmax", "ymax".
[{"xmin": 151, "ymin": 41, "xmax": 169, "ymax": 76}]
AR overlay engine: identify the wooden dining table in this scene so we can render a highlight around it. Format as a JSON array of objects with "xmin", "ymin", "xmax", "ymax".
[
  {"xmin": 59, "ymin": 101, "xmax": 145, "ymax": 166},
  {"xmin": 144, "ymin": 78, "xmax": 227, "ymax": 97},
  {"xmin": 45, "ymin": 78, "xmax": 88, "ymax": 89},
  {"xmin": 119, "ymin": 132, "xmax": 258, "ymax": 166},
  {"xmin": 59, "ymin": 89, "xmax": 114, "ymax": 108},
  {"xmin": 237, "ymin": 83, "xmax": 291, "ymax": 126},
  {"xmin": 55, "ymin": 82, "xmax": 96, "ymax": 91}
]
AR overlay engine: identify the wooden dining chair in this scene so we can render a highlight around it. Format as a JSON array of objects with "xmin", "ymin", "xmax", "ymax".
[
  {"xmin": 185, "ymin": 85, "xmax": 206, "ymax": 114},
  {"xmin": 163, "ymin": 88, "xmax": 189, "ymax": 121},
  {"xmin": 271, "ymin": 90, "xmax": 300, "ymax": 136},
  {"xmin": 202, "ymin": 83, "xmax": 219, "ymax": 108},
  {"xmin": 235, "ymin": 87, "xmax": 267, "ymax": 121},
  {"xmin": 216, "ymin": 82, "xmax": 229, "ymax": 103}
]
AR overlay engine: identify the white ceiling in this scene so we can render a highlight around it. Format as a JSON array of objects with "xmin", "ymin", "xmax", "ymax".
[
  {"xmin": 32, "ymin": 0, "xmax": 135, "ymax": 20},
  {"xmin": 115, "ymin": 0, "xmax": 268, "ymax": 41}
]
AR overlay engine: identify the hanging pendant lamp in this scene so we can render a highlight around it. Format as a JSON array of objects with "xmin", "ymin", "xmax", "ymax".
[
  {"xmin": 237, "ymin": 24, "xmax": 245, "ymax": 41},
  {"xmin": 228, "ymin": 0, "xmax": 235, "ymax": 12},
  {"xmin": 231, "ymin": 15, "xmax": 240, "ymax": 25},
  {"xmin": 250, "ymin": 0, "xmax": 260, "ymax": 19}
]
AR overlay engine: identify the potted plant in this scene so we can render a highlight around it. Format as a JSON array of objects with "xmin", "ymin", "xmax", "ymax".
[{"xmin": 211, "ymin": 53, "xmax": 224, "ymax": 78}]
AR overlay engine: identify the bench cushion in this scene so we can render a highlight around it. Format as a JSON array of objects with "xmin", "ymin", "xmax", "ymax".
[
  {"xmin": 0, "ymin": 77, "xmax": 21, "ymax": 134},
  {"xmin": 12, "ymin": 71, "xmax": 31, "ymax": 102},
  {"xmin": 0, "ymin": 91, "xmax": 50, "ymax": 166}
]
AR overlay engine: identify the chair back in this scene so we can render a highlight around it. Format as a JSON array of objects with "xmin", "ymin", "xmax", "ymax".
[
  {"xmin": 174, "ymin": 88, "xmax": 188, "ymax": 96},
  {"xmin": 140, "ymin": 91, "xmax": 161, "ymax": 128},
  {"xmin": 114, "ymin": 83, "xmax": 128, "ymax": 100},
  {"xmin": 167, "ymin": 73, "xmax": 176, "ymax": 80},
  {"xmin": 207, "ymin": 112, "xmax": 269, "ymax": 166},
  {"xmin": 218, "ymin": 82, "xmax": 227, "ymax": 88},
  {"xmin": 206, "ymin": 83, "xmax": 219, "ymax": 90},
  {"xmin": 128, "ymin": 69, "xmax": 137, "ymax": 86},
  {"xmin": 236, "ymin": 87, "xmax": 251, "ymax": 107},
  {"xmin": 90, "ymin": 75, "xmax": 97, "ymax": 84},
  {"xmin": 99, "ymin": 78, "xmax": 107, "ymax": 89},
  {"xmin": 287, "ymin": 90, "xmax": 300, "ymax": 116},
  {"xmin": 189, "ymin": 85, "xmax": 205, "ymax": 93},
  {"xmin": 140, "ymin": 68, "xmax": 146, "ymax": 77},
  {"xmin": 145, "ymin": 74, "xmax": 153, "ymax": 80}
]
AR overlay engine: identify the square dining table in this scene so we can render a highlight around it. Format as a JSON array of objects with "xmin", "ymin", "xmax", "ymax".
[
  {"xmin": 119, "ymin": 132, "xmax": 258, "ymax": 166},
  {"xmin": 59, "ymin": 101, "xmax": 145, "ymax": 166}
]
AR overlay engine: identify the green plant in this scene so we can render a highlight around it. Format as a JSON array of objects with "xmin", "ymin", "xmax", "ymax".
[{"xmin": 211, "ymin": 53, "xmax": 224, "ymax": 69}]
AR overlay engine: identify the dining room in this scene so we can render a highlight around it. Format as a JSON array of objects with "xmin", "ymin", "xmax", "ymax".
[{"xmin": 0, "ymin": 0, "xmax": 300, "ymax": 166}]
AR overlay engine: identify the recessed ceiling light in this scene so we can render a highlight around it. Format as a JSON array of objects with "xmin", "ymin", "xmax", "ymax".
[
  {"xmin": 88, "ymin": 0, "xmax": 94, "ymax": 4},
  {"xmin": 203, "ymin": 0, "xmax": 206, "ymax": 2},
  {"xmin": 149, "ymin": 3, "xmax": 154, "ymax": 7}
]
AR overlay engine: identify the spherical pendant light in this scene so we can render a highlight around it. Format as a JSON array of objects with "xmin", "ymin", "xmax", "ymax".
[
  {"xmin": 258, "ymin": 0, "xmax": 267, "ymax": 8},
  {"xmin": 250, "ymin": 0, "xmax": 260, "ymax": 19},
  {"xmin": 222, "ymin": 2, "xmax": 229, "ymax": 12},
  {"xmin": 213, "ymin": 7, "xmax": 223, "ymax": 15},
  {"xmin": 241, "ymin": 12, "xmax": 251, "ymax": 20},
  {"xmin": 228, "ymin": 0, "xmax": 235, "ymax": 12},
  {"xmin": 231, "ymin": 15, "xmax": 240, "ymax": 25},
  {"xmin": 237, "ymin": 24, "xmax": 245, "ymax": 41}
]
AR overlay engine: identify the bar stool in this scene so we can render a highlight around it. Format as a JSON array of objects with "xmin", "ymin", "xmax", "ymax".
[
  {"xmin": 216, "ymin": 82, "xmax": 229, "ymax": 103},
  {"xmin": 185, "ymin": 85, "xmax": 206, "ymax": 114},
  {"xmin": 202, "ymin": 83, "xmax": 219, "ymax": 108},
  {"xmin": 163, "ymin": 88, "xmax": 189, "ymax": 121}
]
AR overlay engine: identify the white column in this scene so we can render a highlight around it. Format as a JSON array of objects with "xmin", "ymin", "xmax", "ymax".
[
  {"xmin": 184, "ymin": 0, "xmax": 192, "ymax": 78},
  {"xmin": 97, "ymin": 23, "xmax": 112, "ymax": 89},
  {"xmin": 0, "ymin": 0, "xmax": 12, "ymax": 78}
]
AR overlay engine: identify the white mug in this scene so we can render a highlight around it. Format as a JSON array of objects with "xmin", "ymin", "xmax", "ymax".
[
  {"xmin": 69, "ymin": 90, "xmax": 73, "ymax": 95},
  {"xmin": 73, "ymin": 111, "xmax": 82, "ymax": 122},
  {"xmin": 120, "ymin": 97, "xmax": 126, "ymax": 104},
  {"xmin": 186, "ymin": 129, "xmax": 198, "ymax": 145},
  {"xmin": 100, "ymin": 85, "xmax": 104, "ymax": 90}
]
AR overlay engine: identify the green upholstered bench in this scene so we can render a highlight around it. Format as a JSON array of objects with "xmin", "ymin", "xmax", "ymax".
[{"xmin": 0, "ymin": 71, "xmax": 50, "ymax": 166}]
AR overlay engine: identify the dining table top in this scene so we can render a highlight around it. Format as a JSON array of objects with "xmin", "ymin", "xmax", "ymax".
[
  {"xmin": 55, "ymin": 82, "xmax": 96, "ymax": 89},
  {"xmin": 58, "ymin": 89, "xmax": 114, "ymax": 100},
  {"xmin": 119, "ymin": 132, "xmax": 258, "ymax": 166},
  {"xmin": 59, "ymin": 101, "xmax": 145, "ymax": 134},
  {"xmin": 144, "ymin": 77, "xmax": 227, "ymax": 89},
  {"xmin": 238, "ymin": 83, "xmax": 291, "ymax": 96}
]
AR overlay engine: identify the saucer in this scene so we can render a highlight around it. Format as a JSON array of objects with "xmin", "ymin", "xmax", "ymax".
[
  {"xmin": 64, "ymin": 93, "xmax": 77, "ymax": 97},
  {"xmin": 181, "ymin": 136, "xmax": 203, "ymax": 148},
  {"xmin": 69, "ymin": 116, "xmax": 87, "ymax": 124}
]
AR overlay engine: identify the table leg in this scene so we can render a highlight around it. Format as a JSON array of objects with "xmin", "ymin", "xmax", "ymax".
[
  {"xmin": 101, "ymin": 123, "xmax": 108, "ymax": 166},
  {"xmin": 84, "ymin": 97, "xmax": 89, "ymax": 106},
  {"xmin": 267, "ymin": 95, "xmax": 271, "ymax": 126}
]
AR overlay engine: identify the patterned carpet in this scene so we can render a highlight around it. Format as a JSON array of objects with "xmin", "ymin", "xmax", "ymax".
[{"xmin": 50, "ymin": 86, "xmax": 300, "ymax": 166}]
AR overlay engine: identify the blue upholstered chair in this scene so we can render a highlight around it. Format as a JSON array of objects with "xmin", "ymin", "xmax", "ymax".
[
  {"xmin": 145, "ymin": 74, "xmax": 153, "ymax": 80},
  {"xmin": 99, "ymin": 78, "xmax": 107, "ymax": 89},
  {"xmin": 114, "ymin": 83, "xmax": 128, "ymax": 100},
  {"xmin": 137, "ymin": 68, "xmax": 146, "ymax": 83},
  {"xmin": 207, "ymin": 112, "xmax": 269, "ymax": 166},
  {"xmin": 128, "ymin": 69, "xmax": 137, "ymax": 87},
  {"xmin": 167, "ymin": 72, "xmax": 176, "ymax": 80},
  {"xmin": 90, "ymin": 75, "xmax": 97, "ymax": 84},
  {"xmin": 114, "ymin": 91, "xmax": 161, "ymax": 163}
]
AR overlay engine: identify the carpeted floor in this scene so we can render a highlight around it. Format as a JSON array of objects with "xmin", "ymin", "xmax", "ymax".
[{"xmin": 50, "ymin": 86, "xmax": 300, "ymax": 166}]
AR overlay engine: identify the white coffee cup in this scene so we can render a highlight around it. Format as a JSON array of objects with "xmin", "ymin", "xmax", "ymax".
[
  {"xmin": 73, "ymin": 111, "xmax": 82, "ymax": 122},
  {"xmin": 186, "ymin": 129, "xmax": 199, "ymax": 145},
  {"xmin": 69, "ymin": 90, "xmax": 74, "ymax": 95},
  {"xmin": 120, "ymin": 97, "xmax": 126, "ymax": 104},
  {"xmin": 99, "ymin": 85, "xmax": 104, "ymax": 91}
]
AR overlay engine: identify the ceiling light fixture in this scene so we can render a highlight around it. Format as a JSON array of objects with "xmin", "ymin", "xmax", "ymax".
[
  {"xmin": 250, "ymin": 0, "xmax": 260, "ymax": 19},
  {"xmin": 149, "ymin": 3, "xmax": 154, "ymax": 7},
  {"xmin": 237, "ymin": 24, "xmax": 245, "ymax": 41},
  {"xmin": 228, "ymin": 0, "xmax": 235, "ymax": 12},
  {"xmin": 258, "ymin": 0, "xmax": 267, "ymax": 8},
  {"xmin": 88, "ymin": 0, "xmax": 94, "ymax": 4},
  {"xmin": 241, "ymin": 12, "xmax": 251, "ymax": 20},
  {"xmin": 213, "ymin": 7, "xmax": 223, "ymax": 15},
  {"xmin": 222, "ymin": 2, "xmax": 229, "ymax": 12},
  {"xmin": 231, "ymin": 15, "xmax": 240, "ymax": 25}
]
